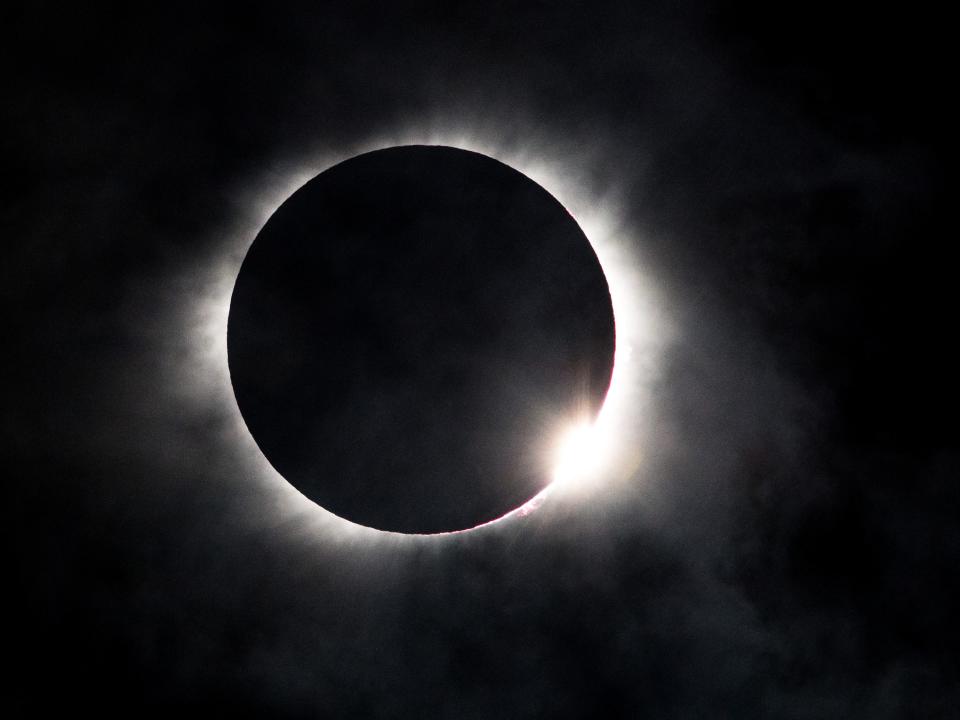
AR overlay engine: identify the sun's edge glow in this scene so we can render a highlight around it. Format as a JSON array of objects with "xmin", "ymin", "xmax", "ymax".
[{"xmin": 176, "ymin": 127, "xmax": 665, "ymax": 542}]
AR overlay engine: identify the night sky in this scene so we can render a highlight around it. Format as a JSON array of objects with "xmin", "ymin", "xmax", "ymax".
[{"xmin": 7, "ymin": 2, "xmax": 956, "ymax": 717}]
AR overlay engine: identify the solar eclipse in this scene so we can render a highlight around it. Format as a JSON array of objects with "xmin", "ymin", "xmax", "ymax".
[{"xmin": 227, "ymin": 145, "xmax": 617, "ymax": 534}]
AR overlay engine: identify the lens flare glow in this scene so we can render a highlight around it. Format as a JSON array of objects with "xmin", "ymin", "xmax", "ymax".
[
  {"xmin": 170, "ymin": 115, "xmax": 672, "ymax": 541},
  {"xmin": 552, "ymin": 420, "xmax": 610, "ymax": 487}
]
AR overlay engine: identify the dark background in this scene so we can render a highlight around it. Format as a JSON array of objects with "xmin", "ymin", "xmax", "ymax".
[{"xmin": 6, "ymin": 2, "xmax": 955, "ymax": 717}]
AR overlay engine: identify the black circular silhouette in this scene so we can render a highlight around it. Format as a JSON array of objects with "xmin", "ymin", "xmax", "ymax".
[{"xmin": 228, "ymin": 146, "xmax": 615, "ymax": 533}]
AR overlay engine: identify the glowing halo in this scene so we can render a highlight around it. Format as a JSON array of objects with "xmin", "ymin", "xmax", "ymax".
[{"xmin": 174, "ymin": 125, "xmax": 668, "ymax": 542}]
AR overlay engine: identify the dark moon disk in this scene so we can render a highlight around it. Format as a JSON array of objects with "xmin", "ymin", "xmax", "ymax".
[{"xmin": 228, "ymin": 145, "xmax": 615, "ymax": 533}]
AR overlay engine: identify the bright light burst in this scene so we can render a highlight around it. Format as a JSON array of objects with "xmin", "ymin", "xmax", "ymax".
[{"xmin": 552, "ymin": 420, "xmax": 610, "ymax": 487}]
